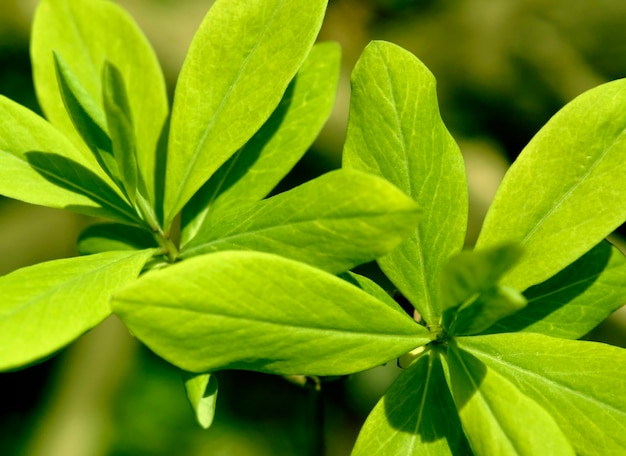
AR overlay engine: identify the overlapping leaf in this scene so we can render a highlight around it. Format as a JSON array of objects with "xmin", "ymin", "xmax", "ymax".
[
  {"xmin": 343, "ymin": 41, "xmax": 467, "ymax": 326},
  {"xmin": 0, "ymin": 250, "xmax": 152, "ymax": 371},
  {"xmin": 476, "ymin": 78, "xmax": 626, "ymax": 291},
  {"xmin": 165, "ymin": 0, "xmax": 329, "ymax": 225},
  {"xmin": 458, "ymin": 333, "xmax": 626, "ymax": 455},
  {"xmin": 113, "ymin": 251, "xmax": 431, "ymax": 375},
  {"xmin": 180, "ymin": 169, "xmax": 420, "ymax": 274},
  {"xmin": 447, "ymin": 343, "xmax": 575, "ymax": 455},
  {"xmin": 31, "ymin": 0, "xmax": 168, "ymax": 206},
  {"xmin": 352, "ymin": 350, "xmax": 469, "ymax": 455},
  {"xmin": 181, "ymin": 42, "xmax": 341, "ymax": 244},
  {"xmin": 183, "ymin": 371, "xmax": 218, "ymax": 430},
  {"xmin": 484, "ymin": 241, "xmax": 626, "ymax": 339}
]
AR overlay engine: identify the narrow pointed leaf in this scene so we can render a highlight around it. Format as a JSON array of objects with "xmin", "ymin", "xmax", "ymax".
[
  {"xmin": 77, "ymin": 223, "xmax": 158, "ymax": 255},
  {"xmin": 102, "ymin": 61, "xmax": 140, "ymax": 203},
  {"xmin": 353, "ymin": 350, "xmax": 469, "ymax": 456},
  {"xmin": 476, "ymin": 79, "xmax": 626, "ymax": 291},
  {"xmin": 181, "ymin": 42, "xmax": 341, "ymax": 244},
  {"xmin": 113, "ymin": 251, "xmax": 430, "ymax": 375},
  {"xmin": 164, "ymin": 0, "xmax": 329, "ymax": 225},
  {"xmin": 458, "ymin": 333, "xmax": 626, "ymax": 455},
  {"xmin": 180, "ymin": 169, "xmax": 420, "ymax": 274},
  {"xmin": 0, "ymin": 95, "xmax": 137, "ymax": 223},
  {"xmin": 484, "ymin": 241, "xmax": 626, "ymax": 339},
  {"xmin": 447, "ymin": 343, "xmax": 575, "ymax": 456},
  {"xmin": 343, "ymin": 41, "xmax": 467, "ymax": 326},
  {"xmin": 340, "ymin": 272, "xmax": 402, "ymax": 311},
  {"xmin": 31, "ymin": 0, "xmax": 168, "ymax": 205},
  {"xmin": 182, "ymin": 371, "xmax": 218, "ymax": 430},
  {"xmin": 0, "ymin": 250, "xmax": 152, "ymax": 371}
]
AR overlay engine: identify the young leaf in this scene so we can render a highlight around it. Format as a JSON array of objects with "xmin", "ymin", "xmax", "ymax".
[
  {"xmin": 352, "ymin": 350, "xmax": 470, "ymax": 456},
  {"xmin": 0, "ymin": 95, "xmax": 137, "ymax": 224},
  {"xmin": 164, "ymin": 0, "xmax": 328, "ymax": 225},
  {"xmin": 77, "ymin": 223, "xmax": 158, "ymax": 255},
  {"xmin": 0, "ymin": 250, "xmax": 152, "ymax": 371},
  {"xmin": 180, "ymin": 169, "xmax": 420, "ymax": 275},
  {"xmin": 112, "ymin": 251, "xmax": 431, "ymax": 376},
  {"xmin": 31, "ymin": 0, "xmax": 168, "ymax": 206},
  {"xmin": 181, "ymin": 42, "xmax": 341, "ymax": 244},
  {"xmin": 458, "ymin": 333, "xmax": 626, "ymax": 455},
  {"xmin": 182, "ymin": 371, "xmax": 218, "ymax": 430},
  {"xmin": 484, "ymin": 241, "xmax": 626, "ymax": 339},
  {"xmin": 475, "ymin": 78, "xmax": 626, "ymax": 291},
  {"xmin": 343, "ymin": 40, "xmax": 468, "ymax": 326},
  {"xmin": 447, "ymin": 343, "xmax": 575, "ymax": 456}
]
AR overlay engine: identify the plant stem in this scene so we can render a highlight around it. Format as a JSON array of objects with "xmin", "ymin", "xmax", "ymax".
[{"xmin": 306, "ymin": 377, "xmax": 325, "ymax": 456}]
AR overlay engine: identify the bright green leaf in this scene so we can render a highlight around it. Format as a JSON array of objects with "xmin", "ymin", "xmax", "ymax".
[
  {"xmin": 0, "ymin": 250, "xmax": 152, "ymax": 371},
  {"xmin": 340, "ymin": 271, "xmax": 403, "ymax": 312},
  {"xmin": 31, "ymin": 0, "xmax": 168, "ymax": 206},
  {"xmin": 458, "ymin": 333, "xmax": 626, "ymax": 455},
  {"xmin": 447, "ymin": 343, "xmax": 575, "ymax": 456},
  {"xmin": 352, "ymin": 350, "xmax": 470, "ymax": 456},
  {"xmin": 181, "ymin": 42, "xmax": 341, "ymax": 244},
  {"xmin": 112, "ymin": 251, "xmax": 431, "ymax": 375},
  {"xmin": 182, "ymin": 371, "xmax": 218, "ymax": 430},
  {"xmin": 180, "ymin": 169, "xmax": 420, "ymax": 274},
  {"xmin": 343, "ymin": 40, "xmax": 467, "ymax": 326},
  {"xmin": 164, "ymin": 0, "xmax": 328, "ymax": 225},
  {"xmin": 475, "ymin": 79, "xmax": 626, "ymax": 291},
  {"xmin": 77, "ymin": 223, "xmax": 158, "ymax": 255},
  {"xmin": 484, "ymin": 241, "xmax": 626, "ymax": 339},
  {"xmin": 0, "ymin": 95, "xmax": 137, "ymax": 224}
]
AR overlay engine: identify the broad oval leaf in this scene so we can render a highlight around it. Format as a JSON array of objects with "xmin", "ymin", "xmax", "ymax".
[
  {"xmin": 31, "ymin": 0, "xmax": 168, "ymax": 206},
  {"xmin": 343, "ymin": 40, "xmax": 468, "ymax": 326},
  {"xmin": 352, "ymin": 350, "xmax": 470, "ymax": 456},
  {"xmin": 181, "ymin": 42, "xmax": 341, "ymax": 244},
  {"xmin": 112, "ymin": 251, "xmax": 431, "ymax": 375},
  {"xmin": 475, "ymin": 78, "xmax": 626, "ymax": 291},
  {"xmin": 0, "ymin": 95, "xmax": 137, "ymax": 224},
  {"xmin": 164, "ymin": 0, "xmax": 328, "ymax": 225},
  {"xmin": 180, "ymin": 169, "xmax": 420, "ymax": 275},
  {"xmin": 458, "ymin": 333, "xmax": 626, "ymax": 455},
  {"xmin": 0, "ymin": 250, "xmax": 152, "ymax": 371},
  {"xmin": 182, "ymin": 371, "xmax": 218, "ymax": 430},
  {"xmin": 447, "ymin": 343, "xmax": 575, "ymax": 456},
  {"xmin": 484, "ymin": 240, "xmax": 626, "ymax": 339}
]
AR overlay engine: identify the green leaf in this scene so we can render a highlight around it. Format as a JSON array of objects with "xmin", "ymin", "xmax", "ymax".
[
  {"xmin": 440, "ymin": 244, "xmax": 522, "ymax": 317},
  {"xmin": 0, "ymin": 95, "xmax": 138, "ymax": 224},
  {"xmin": 31, "ymin": 0, "xmax": 168, "ymax": 206},
  {"xmin": 447, "ymin": 343, "xmax": 575, "ymax": 456},
  {"xmin": 457, "ymin": 333, "xmax": 626, "ymax": 455},
  {"xmin": 180, "ymin": 169, "xmax": 420, "ymax": 274},
  {"xmin": 181, "ymin": 42, "xmax": 341, "ymax": 244},
  {"xmin": 164, "ymin": 0, "xmax": 328, "ymax": 225},
  {"xmin": 182, "ymin": 371, "xmax": 218, "ymax": 430},
  {"xmin": 112, "ymin": 251, "xmax": 431, "ymax": 375},
  {"xmin": 475, "ymin": 78, "xmax": 626, "ymax": 291},
  {"xmin": 340, "ymin": 271, "xmax": 402, "ymax": 312},
  {"xmin": 484, "ymin": 241, "xmax": 626, "ymax": 339},
  {"xmin": 0, "ymin": 250, "xmax": 152, "ymax": 371},
  {"xmin": 343, "ymin": 40, "xmax": 467, "ymax": 326},
  {"xmin": 352, "ymin": 350, "xmax": 470, "ymax": 456},
  {"xmin": 102, "ymin": 61, "xmax": 141, "ymax": 204},
  {"xmin": 77, "ymin": 223, "xmax": 158, "ymax": 255}
]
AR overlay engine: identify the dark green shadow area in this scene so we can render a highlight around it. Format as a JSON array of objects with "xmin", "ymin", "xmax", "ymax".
[
  {"xmin": 25, "ymin": 151, "xmax": 137, "ymax": 224},
  {"xmin": 381, "ymin": 349, "xmax": 472, "ymax": 453},
  {"xmin": 481, "ymin": 241, "xmax": 611, "ymax": 335},
  {"xmin": 77, "ymin": 223, "xmax": 158, "ymax": 255}
]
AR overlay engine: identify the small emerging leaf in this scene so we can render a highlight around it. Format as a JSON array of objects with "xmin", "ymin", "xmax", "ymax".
[
  {"xmin": 0, "ymin": 250, "xmax": 152, "ymax": 371},
  {"xmin": 113, "ymin": 251, "xmax": 430, "ymax": 375},
  {"xmin": 182, "ymin": 371, "xmax": 218, "ymax": 429},
  {"xmin": 343, "ymin": 40, "xmax": 467, "ymax": 326}
]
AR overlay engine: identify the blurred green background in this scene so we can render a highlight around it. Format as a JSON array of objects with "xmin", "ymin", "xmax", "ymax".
[{"xmin": 2, "ymin": 0, "xmax": 626, "ymax": 454}]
